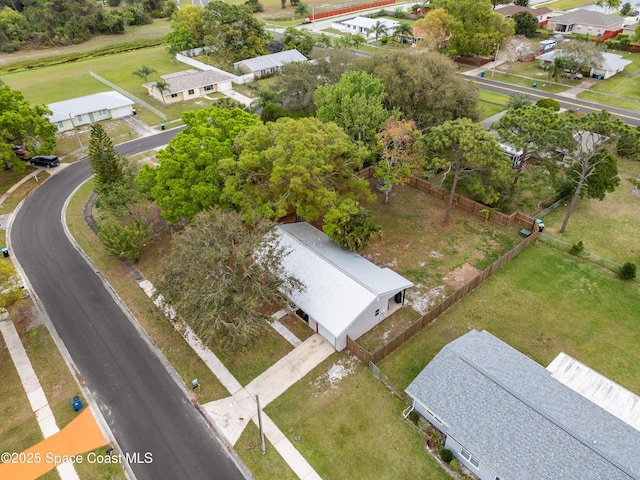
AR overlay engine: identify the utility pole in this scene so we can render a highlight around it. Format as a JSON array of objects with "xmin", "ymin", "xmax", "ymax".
[{"xmin": 492, "ymin": 43, "xmax": 500, "ymax": 78}]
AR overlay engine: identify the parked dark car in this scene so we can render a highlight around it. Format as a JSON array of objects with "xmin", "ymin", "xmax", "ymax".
[
  {"xmin": 12, "ymin": 145, "xmax": 28, "ymax": 160},
  {"xmin": 30, "ymin": 155, "xmax": 60, "ymax": 168}
]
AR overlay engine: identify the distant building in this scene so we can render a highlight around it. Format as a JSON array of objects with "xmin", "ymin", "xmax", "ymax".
[
  {"xmin": 538, "ymin": 50, "xmax": 632, "ymax": 79},
  {"xmin": 143, "ymin": 70, "xmax": 234, "ymax": 105},
  {"xmin": 547, "ymin": 10, "xmax": 624, "ymax": 36},
  {"xmin": 233, "ymin": 50, "xmax": 308, "ymax": 79},
  {"xmin": 332, "ymin": 16, "xmax": 400, "ymax": 38},
  {"xmin": 47, "ymin": 91, "xmax": 134, "ymax": 132},
  {"xmin": 495, "ymin": 5, "xmax": 553, "ymax": 26}
]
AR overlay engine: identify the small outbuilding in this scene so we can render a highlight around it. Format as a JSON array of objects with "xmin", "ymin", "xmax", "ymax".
[
  {"xmin": 275, "ymin": 222, "xmax": 413, "ymax": 351},
  {"xmin": 47, "ymin": 91, "xmax": 134, "ymax": 132},
  {"xmin": 405, "ymin": 330, "xmax": 640, "ymax": 480},
  {"xmin": 233, "ymin": 49, "xmax": 308, "ymax": 79}
]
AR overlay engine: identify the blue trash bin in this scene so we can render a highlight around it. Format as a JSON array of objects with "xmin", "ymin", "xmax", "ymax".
[
  {"xmin": 70, "ymin": 395, "xmax": 83, "ymax": 411},
  {"xmin": 480, "ymin": 71, "xmax": 485, "ymax": 78},
  {"xmin": 1, "ymin": 248, "xmax": 8, "ymax": 258},
  {"xmin": 532, "ymin": 82, "xmax": 537, "ymax": 88}
]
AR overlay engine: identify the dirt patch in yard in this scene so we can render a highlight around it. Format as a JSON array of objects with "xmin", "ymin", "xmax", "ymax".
[{"xmin": 444, "ymin": 263, "xmax": 481, "ymax": 290}]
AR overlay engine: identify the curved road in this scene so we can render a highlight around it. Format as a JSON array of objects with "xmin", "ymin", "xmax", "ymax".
[{"xmin": 10, "ymin": 129, "xmax": 247, "ymax": 480}]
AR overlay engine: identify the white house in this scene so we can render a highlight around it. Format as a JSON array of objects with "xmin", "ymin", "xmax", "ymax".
[
  {"xmin": 405, "ymin": 330, "xmax": 640, "ymax": 480},
  {"xmin": 47, "ymin": 91, "xmax": 134, "ymax": 132},
  {"xmin": 538, "ymin": 50, "xmax": 632, "ymax": 79},
  {"xmin": 332, "ymin": 16, "xmax": 400, "ymax": 38},
  {"xmin": 233, "ymin": 49, "xmax": 308, "ymax": 79},
  {"xmin": 275, "ymin": 222, "xmax": 413, "ymax": 351}
]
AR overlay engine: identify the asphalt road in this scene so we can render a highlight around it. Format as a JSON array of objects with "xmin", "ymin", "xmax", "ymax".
[
  {"xmin": 472, "ymin": 76, "xmax": 640, "ymax": 127},
  {"xmin": 10, "ymin": 128, "xmax": 248, "ymax": 480}
]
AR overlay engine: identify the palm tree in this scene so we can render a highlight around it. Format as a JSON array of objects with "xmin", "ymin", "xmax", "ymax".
[
  {"xmin": 394, "ymin": 23, "xmax": 414, "ymax": 44},
  {"xmin": 154, "ymin": 79, "xmax": 170, "ymax": 108},
  {"xmin": 294, "ymin": 2, "xmax": 309, "ymax": 19},
  {"xmin": 548, "ymin": 56, "xmax": 568, "ymax": 82},
  {"xmin": 132, "ymin": 65, "xmax": 156, "ymax": 83},
  {"xmin": 370, "ymin": 21, "xmax": 388, "ymax": 42}
]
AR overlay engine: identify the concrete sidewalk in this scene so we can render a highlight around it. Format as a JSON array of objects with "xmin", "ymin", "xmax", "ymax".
[
  {"xmin": 0, "ymin": 318, "xmax": 80, "ymax": 480},
  {"xmin": 134, "ymin": 270, "xmax": 333, "ymax": 479}
]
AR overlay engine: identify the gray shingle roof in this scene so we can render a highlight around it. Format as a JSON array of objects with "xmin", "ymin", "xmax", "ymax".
[
  {"xmin": 144, "ymin": 69, "xmax": 233, "ymax": 94},
  {"xmin": 405, "ymin": 330, "xmax": 640, "ymax": 480},
  {"xmin": 550, "ymin": 10, "xmax": 623, "ymax": 28}
]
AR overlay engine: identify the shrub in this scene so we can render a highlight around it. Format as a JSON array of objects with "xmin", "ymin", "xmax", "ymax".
[
  {"xmin": 569, "ymin": 240, "xmax": 584, "ymax": 256},
  {"xmin": 537, "ymin": 98, "xmax": 560, "ymax": 112},
  {"xmin": 620, "ymin": 262, "xmax": 637, "ymax": 280},
  {"xmin": 440, "ymin": 449, "xmax": 454, "ymax": 463},
  {"xmin": 408, "ymin": 410, "xmax": 420, "ymax": 425},
  {"xmin": 450, "ymin": 459, "xmax": 461, "ymax": 472}
]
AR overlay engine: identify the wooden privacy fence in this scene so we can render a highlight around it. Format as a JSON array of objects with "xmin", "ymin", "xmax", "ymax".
[
  {"xmin": 347, "ymin": 224, "xmax": 539, "ymax": 365},
  {"xmin": 357, "ymin": 167, "xmax": 537, "ymax": 230}
]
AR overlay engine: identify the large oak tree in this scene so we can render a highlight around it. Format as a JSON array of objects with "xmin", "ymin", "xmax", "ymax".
[
  {"xmin": 157, "ymin": 208, "xmax": 302, "ymax": 350},
  {"xmin": 136, "ymin": 107, "xmax": 261, "ymax": 223},
  {"xmin": 220, "ymin": 117, "xmax": 373, "ymax": 222}
]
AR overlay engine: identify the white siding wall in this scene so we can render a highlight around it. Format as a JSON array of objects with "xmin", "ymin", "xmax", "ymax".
[{"xmin": 110, "ymin": 105, "xmax": 133, "ymax": 119}]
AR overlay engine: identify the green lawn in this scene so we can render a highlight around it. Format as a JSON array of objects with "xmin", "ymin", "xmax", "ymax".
[
  {"xmin": 477, "ymin": 89, "xmax": 509, "ymax": 120},
  {"xmin": 1, "ymin": 46, "xmax": 191, "ymax": 122},
  {"xmin": 0, "ymin": 20, "xmax": 170, "ymax": 71},
  {"xmin": 543, "ymin": 0, "xmax": 591, "ymax": 11},
  {"xmin": 266, "ymin": 352, "xmax": 452, "ymax": 480},
  {"xmin": 490, "ymin": 61, "xmax": 572, "ymax": 93},
  {"xmin": 540, "ymin": 158, "xmax": 640, "ymax": 265},
  {"xmin": 379, "ymin": 243, "xmax": 640, "ymax": 395}
]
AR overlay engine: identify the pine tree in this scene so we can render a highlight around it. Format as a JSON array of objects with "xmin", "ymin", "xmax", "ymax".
[{"xmin": 89, "ymin": 123, "xmax": 124, "ymax": 193}]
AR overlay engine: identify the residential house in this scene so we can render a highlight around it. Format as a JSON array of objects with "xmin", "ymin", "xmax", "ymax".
[
  {"xmin": 547, "ymin": 10, "xmax": 624, "ymax": 36},
  {"xmin": 143, "ymin": 69, "xmax": 234, "ymax": 105},
  {"xmin": 275, "ymin": 222, "xmax": 413, "ymax": 351},
  {"xmin": 495, "ymin": 5, "xmax": 553, "ymax": 26},
  {"xmin": 332, "ymin": 16, "xmax": 400, "ymax": 38},
  {"xmin": 233, "ymin": 50, "xmax": 307, "ymax": 79},
  {"xmin": 47, "ymin": 91, "xmax": 134, "ymax": 132},
  {"xmin": 538, "ymin": 50, "xmax": 632, "ymax": 78},
  {"xmin": 405, "ymin": 330, "xmax": 640, "ymax": 480}
]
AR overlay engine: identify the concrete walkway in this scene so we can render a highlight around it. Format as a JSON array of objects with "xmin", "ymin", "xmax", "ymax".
[
  {"xmin": 221, "ymin": 89, "xmax": 254, "ymax": 107},
  {"xmin": 134, "ymin": 271, "xmax": 333, "ymax": 479},
  {"xmin": 0, "ymin": 319, "xmax": 80, "ymax": 480}
]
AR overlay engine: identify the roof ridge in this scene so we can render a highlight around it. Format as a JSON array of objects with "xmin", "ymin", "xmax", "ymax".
[{"xmin": 453, "ymin": 347, "xmax": 636, "ymax": 479}]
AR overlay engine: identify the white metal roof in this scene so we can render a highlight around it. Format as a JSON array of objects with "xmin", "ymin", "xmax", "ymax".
[
  {"xmin": 234, "ymin": 49, "xmax": 307, "ymax": 73},
  {"xmin": 47, "ymin": 91, "xmax": 133, "ymax": 122},
  {"xmin": 547, "ymin": 352, "xmax": 640, "ymax": 432},
  {"xmin": 276, "ymin": 223, "xmax": 412, "ymax": 340},
  {"xmin": 340, "ymin": 16, "xmax": 399, "ymax": 30}
]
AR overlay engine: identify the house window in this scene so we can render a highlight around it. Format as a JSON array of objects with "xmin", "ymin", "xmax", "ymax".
[
  {"xmin": 57, "ymin": 121, "xmax": 64, "ymax": 129},
  {"xmin": 204, "ymin": 85, "xmax": 214, "ymax": 91},
  {"xmin": 97, "ymin": 109, "xmax": 108, "ymax": 117},
  {"xmin": 260, "ymin": 69, "xmax": 266, "ymax": 75},
  {"xmin": 76, "ymin": 114, "xmax": 83, "ymax": 122},
  {"xmin": 170, "ymin": 93, "xmax": 178, "ymax": 98},
  {"xmin": 375, "ymin": 309, "xmax": 380, "ymax": 316},
  {"xmin": 460, "ymin": 448, "xmax": 481, "ymax": 469},
  {"xmin": 188, "ymin": 89, "xmax": 195, "ymax": 95}
]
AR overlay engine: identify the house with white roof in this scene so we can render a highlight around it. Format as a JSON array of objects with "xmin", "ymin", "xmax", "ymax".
[
  {"xmin": 47, "ymin": 91, "xmax": 134, "ymax": 132},
  {"xmin": 275, "ymin": 222, "xmax": 413, "ymax": 351},
  {"xmin": 405, "ymin": 330, "xmax": 640, "ymax": 480},
  {"xmin": 538, "ymin": 50, "xmax": 631, "ymax": 79},
  {"xmin": 332, "ymin": 16, "xmax": 400, "ymax": 38},
  {"xmin": 233, "ymin": 49, "xmax": 308, "ymax": 79},
  {"xmin": 143, "ymin": 69, "xmax": 234, "ymax": 105}
]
